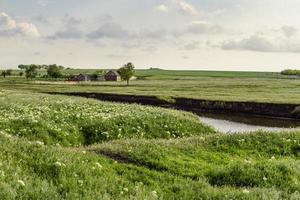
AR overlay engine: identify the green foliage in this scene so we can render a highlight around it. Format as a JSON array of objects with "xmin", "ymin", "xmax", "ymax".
[
  {"xmin": 91, "ymin": 131, "xmax": 300, "ymax": 198},
  {"xmin": 21, "ymin": 65, "xmax": 41, "ymax": 79},
  {"xmin": 89, "ymin": 71, "xmax": 104, "ymax": 80},
  {"xmin": 281, "ymin": 69, "xmax": 300, "ymax": 76},
  {"xmin": 5, "ymin": 70, "xmax": 12, "ymax": 76},
  {"xmin": 0, "ymin": 91, "xmax": 214, "ymax": 146},
  {"xmin": 0, "ymin": 132, "xmax": 290, "ymax": 200},
  {"xmin": 1, "ymin": 70, "xmax": 13, "ymax": 78},
  {"xmin": 46, "ymin": 64, "xmax": 64, "ymax": 78},
  {"xmin": 118, "ymin": 62, "xmax": 135, "ymax": 85},
  {"xmin": 1, "ymin": 71, "xmax": 7, "ymax": 78}
]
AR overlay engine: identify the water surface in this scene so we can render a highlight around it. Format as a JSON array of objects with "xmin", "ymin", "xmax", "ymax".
[{"xmin": 196, "ymin": 112, "xmax": 300, "ymax": 133}]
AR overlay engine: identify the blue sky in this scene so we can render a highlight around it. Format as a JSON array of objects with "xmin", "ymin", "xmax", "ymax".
[{"xmin": 0, "ymin": 0, "xmax": 300, "ymax": 71}]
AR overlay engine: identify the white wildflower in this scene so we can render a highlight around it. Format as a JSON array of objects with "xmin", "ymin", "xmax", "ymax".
[
  {"xmin": 271, "ymin": 156, "xmax": 276, "ymax": 160},
  {"xmin": 95, "ymin": 162, "xmax": 103, "ymax": 168},
  {"xmin": 151, "ymin": 190, "xmax": 158, "ymax": 198},
  {"xmin": 55, "ymin": 161, "xmax": 62, "ymax": 167},
  {"xmin": 242, "ymin": 189, "xmax": 250, "ymax": 194},
  {"xmin": 244, "ymin": 160, "xmax": 252, "ymax": 164},
  {"xmin": 17, "ymin": 180, "xmax": 25, "ymax": 187},
  {"xmin": 0, "ymin": 170, "xmax": 4, "ymax": 177},
  {"xmin": 36, "ymin": 141, "xmax": 44, "ymax": 146},
  {"xmin": 263, "ymin": 177, "xmax": 268, "ymax": 181}
]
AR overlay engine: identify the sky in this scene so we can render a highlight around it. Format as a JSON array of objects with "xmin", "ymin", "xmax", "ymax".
[{"xmin": 0, "ymin": 0, "xmax": 300, "ymax": 71}]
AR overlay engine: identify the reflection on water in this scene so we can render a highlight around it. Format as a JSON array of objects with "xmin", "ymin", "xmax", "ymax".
[{"xmin": 196, "ymin": 112, "xmax": 300, "ymax": 133}]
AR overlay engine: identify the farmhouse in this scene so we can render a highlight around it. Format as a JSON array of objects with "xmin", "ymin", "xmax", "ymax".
[
  {"xmin": 70, "ymin": 74, "xmax": 91, "ymax": 82},
  {"xmin": 105, "ymin": 70, "xmax": 121, "ymax": 81}
]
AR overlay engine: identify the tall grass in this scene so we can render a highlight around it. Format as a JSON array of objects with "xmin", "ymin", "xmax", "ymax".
[
  {"xmin": 1, "ymin": 132, "xmax": 298, "ymax": 200},
  {"xmin": 91, "ymin": 131, "xmax": 300, "ymax": 199},
  {"xmin": 0, "ymin": 90, "xmax": 214, "ymax": 146}
]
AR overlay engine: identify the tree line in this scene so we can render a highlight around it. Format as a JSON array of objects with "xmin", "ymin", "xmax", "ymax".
[
  {"xmin": 281, "ymin": 69, "xmax": 300, "ymax": 76},
  {"xmin": 17, "ymin": 64, "xmax": 65, "ymax": 79},
  {"xmin": 1, "ymin": 62, "xmax": 136, "ymax": 85}
]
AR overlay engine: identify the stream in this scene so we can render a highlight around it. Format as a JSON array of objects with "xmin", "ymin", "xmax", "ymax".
[{"xmin": 196, "ymin": 112, "xmax": 300, "ymax": 133}]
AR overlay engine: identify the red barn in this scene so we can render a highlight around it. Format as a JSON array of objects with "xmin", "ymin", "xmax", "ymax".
[{"xmin": 104, "ymin": 70, "xmax": 121, "ymax": 81}]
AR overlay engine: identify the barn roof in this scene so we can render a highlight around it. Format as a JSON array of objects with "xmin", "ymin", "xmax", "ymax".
[{"xmin": 106, "ymin": 70, "xmax": 120, "ymax": 76}]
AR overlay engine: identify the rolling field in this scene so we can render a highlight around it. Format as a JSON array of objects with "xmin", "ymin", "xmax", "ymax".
[
  {"xmin": 0, "ymin": 69, "xmax": 300, "ymax": 103},
  {"xmin": 0, "ymin": 90, "xmax": 300, "ymax": 199},
  {"xmin": 0, "ymin": 70, "xmax": 300, "ymax": 199}
]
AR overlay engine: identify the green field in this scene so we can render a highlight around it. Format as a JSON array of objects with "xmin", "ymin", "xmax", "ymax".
[
  {"xmin": 1, "ymin": 70, "xmax": 300, "ymax": 199},
  {"xmin": 0, "ymin": 91, "xmax": 213, "ymax": 146},
  {"xmin": 0, "ymin": 69, "xmax": 300, "ymax": 103},
  {"xmin": 0, "ymin": 90, "xmax": 300, "ymax": 199}
]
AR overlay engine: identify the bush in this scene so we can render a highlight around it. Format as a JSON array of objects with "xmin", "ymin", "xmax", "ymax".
[{"xmin": 281, "ymin": 69, "xmax": 300, "ymax": 76}]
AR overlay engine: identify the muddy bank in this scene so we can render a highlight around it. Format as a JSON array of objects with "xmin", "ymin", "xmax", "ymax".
[{"xmin": 47, "ymin": 92, "xmax": 300, "ymax": 119}]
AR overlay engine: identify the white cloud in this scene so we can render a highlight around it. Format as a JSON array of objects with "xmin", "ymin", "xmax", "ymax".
[
  {"xmin": 37, "ymin": 0, "xmax": 50, "ymax": 7},
  {"xmin": 49, "ymin": 15, "xmax": 83, "ymax": 39},
  {"xmin": 222, "ymin": 35, "xmax": 274, "ymax": 52},
  {"xmin": 0, "ymin": 12, "xmax": 40, "ymax": 37},
  {"xmin": 87, "ymin": 22, "xmax": 129, "ymax": 39},
  {"xmin": 172, "ymin": 0, "xmax": 199, "ymax": 16},
  {"xmin": 281, "ymin": 26, "xmax": 298, "ymax": 38},
  {"xmin": 186, "ymin": 21, "xmax": 224, "ymax": 34},
  {"xmin": 50, "ymin": 27, "xmax": 83, "ymax": 39},
  {"xmin": 155, "ymin": 4, "xmax": 169, "ymax": 13},
  {"xmin": 221, "ymin": 32, "xmax": 300, "ymax": 53}
]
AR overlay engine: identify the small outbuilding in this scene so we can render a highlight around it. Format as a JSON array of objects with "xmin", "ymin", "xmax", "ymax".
[
  {"xmin": 70, "ymin": 74, "xmax": 91, "ymax": 82},
  {"xmin": 104, "ymin": 70, "xmax": 121, "ymax": 81}
]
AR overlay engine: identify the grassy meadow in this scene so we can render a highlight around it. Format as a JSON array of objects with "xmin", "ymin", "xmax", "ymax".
[
  {"xmin": 1, "ymin": 69, "xmax": 300, "ymax": 103},
  {"xmin": 0, "ymin": 70, "xmax": 300, "ymax": 199},
  {"xmin": 3, "ymin": 130, "xmax": 300, "ymax": 200},
  {"xmin": 0, "ymin": 90, "xmax": 214, "ymax": 146}
]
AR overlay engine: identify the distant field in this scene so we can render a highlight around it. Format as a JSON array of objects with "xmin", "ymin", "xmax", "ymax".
[{"xmin": 0, "ymin": 69, "xmax": 300, "ymax": 104}]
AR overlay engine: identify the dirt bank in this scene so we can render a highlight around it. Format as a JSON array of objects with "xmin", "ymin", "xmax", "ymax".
[{"xmin": 46, "ymin": 92, "xmax": 300, "ymax": 119}]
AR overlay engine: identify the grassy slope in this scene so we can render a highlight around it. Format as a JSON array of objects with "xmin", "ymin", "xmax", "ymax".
[
  {"xmin": 2, "ymin": 131, "xmax": 299, "ymax": 200},
  {"xmin": 1, "ymin": 69, "xmax": 300, "ymax": 103},
  {"xmin": 0, "ymin": 132, "xmax": 216, "ymax": 200},
  {"xmin": 90, "ymin": 131, "xmax": 300, "ymax": 199},
  {"xmin": 0, "ymin": 90, "xmax": 214, "ymax": 146}
]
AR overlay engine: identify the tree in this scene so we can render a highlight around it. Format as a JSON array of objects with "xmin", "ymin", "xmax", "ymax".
[
  {"xmin": 25, "ymin": 65, "xmax": 40, "ymax": 79},
  {"xmin": 18, "ymin": 65, "xmax": 27, "ymax": 70},
  {"xmin": 19, "ymin": 71, "xmax": 24, "ymax": 77},
  {"xmin": 47, "ymin": 64, "xmax": 64, "ymax": 78},
  {"xmin": 117, "ymin": 62, "xmax": 135, "ymax": 85},
  {"xmin": 1, "ymin": 71, "xmax": 7, "ymax": 78},
  {"xmin": 6, "ymin": 69, "xmax": 12, "ymax": 76},
  {"xmin": 1, "ymin": 70, "xmax": 13, "ymax": 78}
]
